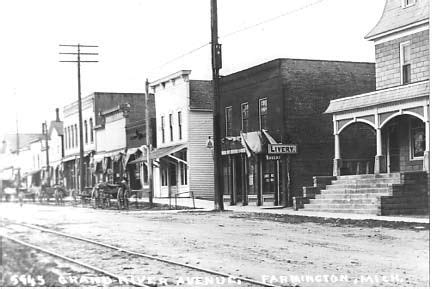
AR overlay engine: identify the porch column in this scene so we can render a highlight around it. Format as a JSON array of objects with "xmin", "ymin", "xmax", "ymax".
[
  {"xmin": 424, "ymin": 119, "xmax": 430, "ymax": 171},
  {"xmin": 374, "ymin": 128, "xmax": 385, "ymax": 174},
  {"xmin": 374, "ymin": 112, "xmax": 385, "ymax": 174},
  {"xmin": 333, "ymin": 133, "xmax": 341, "ymax": 176}
]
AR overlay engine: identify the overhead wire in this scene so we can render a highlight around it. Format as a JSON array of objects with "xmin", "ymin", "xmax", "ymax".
[{"xmin": 148, "ymin": 0, "xmax": 325, "ymax": 74}]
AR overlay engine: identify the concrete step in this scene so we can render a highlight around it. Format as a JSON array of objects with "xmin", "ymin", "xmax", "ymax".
[
  {"xmin": 336, "ymin": 173, "xmax": 401, "ymax": 180},
  {"xmin": 316, "ymin": 193, "xmax": 389, "ymax": 199},
  {"xmin": 326, "ymin": 183, "xmax": 391, "ymax": 189},
  {"xmin": 302, "ymin": 206, "xmax": 379, "ymax": 214},
  {"xmin": 309, "ymin": 198, "xmax": 378, "ymax": 205},
  {"xmin": 320, "ymin": 188, "xmax": 390, "ymax": 194},
  {"xmin": 331, "ymin": 178, "xmax": 401, "ymax": 185},
  {"xmin": 304, "ymin": 203, "xmax": 378, "ymax": 209}
]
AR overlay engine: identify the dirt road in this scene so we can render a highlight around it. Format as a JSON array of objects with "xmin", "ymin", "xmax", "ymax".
[{"xmin": 0, "ymin": 203, "xmax": 429, "ymax": 287}]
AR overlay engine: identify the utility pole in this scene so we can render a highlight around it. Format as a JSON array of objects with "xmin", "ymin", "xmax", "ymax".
[
  {"xmin": 145, "ymin": 79, "xmax": 154, "ymax": 207},
  {"xmin": 42, "ymin": 122, "xmax": 50, "ymax": 185},
  {"xmin": 211, "ymin": 0, "xmax": 224, "ymax": 211},
  {"xmin": 15, "ymin": 116, "xmax": 21, "ymax": 191},
  {"xmin": 59, "ymin": 44, "xmax": 98, "ymax": 194}
]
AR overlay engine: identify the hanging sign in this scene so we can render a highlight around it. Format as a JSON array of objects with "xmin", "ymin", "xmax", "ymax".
[
  {"xmin": 268, "ymin": 144, "xmax": 298, "ymax": 155},
  {"xmin": 265, "ymin": 155, "xmax": 281, "ymax": 160}
]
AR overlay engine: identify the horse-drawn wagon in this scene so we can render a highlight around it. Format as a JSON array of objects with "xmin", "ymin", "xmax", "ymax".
[{"xmin": 91, "ymin": 182, "xmax": 129, "ymax": 210}]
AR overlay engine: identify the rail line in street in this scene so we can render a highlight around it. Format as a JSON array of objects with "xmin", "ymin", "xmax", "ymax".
[
  {"xmin": 2, "ymin": 219, "xmax": 276, "ymax": 287},
  {"xmin": 1, "ymin": 233, "xmax": 148, "ymax": 287}
]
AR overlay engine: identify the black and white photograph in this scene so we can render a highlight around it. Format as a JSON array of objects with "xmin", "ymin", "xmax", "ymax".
[{"xmin": 0, "ymin": 0, "xmax": 430, "ymax": 287}]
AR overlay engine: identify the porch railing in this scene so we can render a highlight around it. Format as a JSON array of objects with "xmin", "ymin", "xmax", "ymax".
[{"xmin": 341, "ymin": 158, "xmax": 374, "ymax": 175}]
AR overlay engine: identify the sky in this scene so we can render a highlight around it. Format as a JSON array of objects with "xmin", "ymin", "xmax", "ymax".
[{"xmin": 0, "ymin": 0, "xmax": 385, "ymax": 136}]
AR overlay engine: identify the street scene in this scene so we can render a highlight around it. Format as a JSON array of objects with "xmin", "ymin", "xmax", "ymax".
[{"xmin": 0, "ymin": 0, "xmax": 430, "ymax": 287}]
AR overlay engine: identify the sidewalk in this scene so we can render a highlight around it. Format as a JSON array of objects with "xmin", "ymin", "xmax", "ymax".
[{"xmin": 150, "ymin": 197, "xmax": 430, "ymax": 225}]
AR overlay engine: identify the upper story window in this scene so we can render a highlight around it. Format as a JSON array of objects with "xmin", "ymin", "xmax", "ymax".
[
  {"xmin": 89, "ymin": 118, "xmax": 94, "ymax": 143},
  {"xmin": 402, "ymin": 0, "xmax": 416, "ymax": 8},
  {"xmin": 178, "ymin": 111, "xmax": 182, "ymax": 140},
  {"xmin": 161, "ymin": 116, "xmax": 165, "ymax": 143},
  {"xmin": 70, "ymin": 126, "xmax": 74, "ymax": 148},
  {"xmin": 169, "ymin": 113, "xmax": 173, "ymax": 142},
  {"xmin": 224, "ymin": 106, "xmax": 232, "ymax": 137},
  {"xmin": 74, "ymin": 124, "xmax": 78, "ymax": 147},
  {"xmin": 259, "ymin": 98, "xmax": 268, "ymax": 130},
  {"xmin": 64, "ymin": 129, "xmax": 68, "ymax": 150},
  {"xmin": 84, "ymin": 120, "xmax": 88, "ymax": 144},
  {"xmin": 400, "ymin": 42, "xmax": 411, "ymax": 85},
  {"xmin": 241, "ymin": 102, "xmax": 249, "ymax": 133}
]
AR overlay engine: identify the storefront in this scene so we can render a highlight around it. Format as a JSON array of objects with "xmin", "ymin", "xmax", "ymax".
[{"xmin": 221, "ymin": 130, "xmax": 280, "ymax": 206}]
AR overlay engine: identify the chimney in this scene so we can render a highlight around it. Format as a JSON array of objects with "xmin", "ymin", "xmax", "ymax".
[{"xmin": 55, "ymin": 108, "xmax": 60, "ymax": 122}]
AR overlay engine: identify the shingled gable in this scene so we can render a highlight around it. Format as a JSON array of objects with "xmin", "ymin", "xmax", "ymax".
[
  {"xmin": 189, "ymin": 80, "xmax": 213, "ymax": 111},
  {"xmin": 365, "ymin": 0, "xmax": 429, "ymax": 40}
]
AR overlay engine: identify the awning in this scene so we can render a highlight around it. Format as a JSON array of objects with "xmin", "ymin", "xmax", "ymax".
[
  {"xmin": 241, "ymin": 131, "xmax": 263, "ymax": 157},
  {"xmin": 124, "ymin": 147, "xmax": 143, "ymax": 168},
  {"xmin": 22, "ymin": 169, "xmax": 41, "ymax": 177},
  {"xmin": 129, "ymin": 143, "xmax": 187, "ymax": 164},
  {"xmin": 240, "ymin": 130, "xmax": 278, "ymax": 158},
  {"xmin": 151, "ymin": 143, "xmax": 187, "ymax": 160},
  {"xmin": 62, "ymin": 151, "xmax": 92, "ymax": 163},
  {"xmin": 262, "ymin": 129, "xmax": 277, "ymax": 144}
]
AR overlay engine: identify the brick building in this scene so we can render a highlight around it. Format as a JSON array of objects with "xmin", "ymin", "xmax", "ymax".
[
  {"xmin": 219, "ymin": 58, "xmax": 376, "ymax": 206},
  {"xmin": 93, "ymin": 98, "xmax": 155, "ymax": 194},
  {"xmin": 62, "ymin": 92, "xmax": 151, "ymax": 191},
  {"xmin": 298, "ymin": 0, "xmax": 429, "ymax": 215}
]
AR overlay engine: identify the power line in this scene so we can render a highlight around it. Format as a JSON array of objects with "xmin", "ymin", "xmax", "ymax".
[
  {"xmin": 221, "ymin": 0, "xmax": 325, "ymax": 39},
  {"xmin": 148, "ymin": 0, "xmax": 324, "ymax": 74}
]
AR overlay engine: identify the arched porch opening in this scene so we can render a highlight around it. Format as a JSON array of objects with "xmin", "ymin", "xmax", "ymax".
[
  {"xmin": 381, "ymin": 114, "xmax": 426, "ymax": 173},
  {"xmin": 339, "ymin": 122, "xmax": 376, "ymax": 175}
]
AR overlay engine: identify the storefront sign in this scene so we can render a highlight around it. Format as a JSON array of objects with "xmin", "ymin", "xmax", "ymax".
[
  {"xmin": 268, "ymin": 144, "xmax": 298, "ymax": 154},
  {"xmin": 265, "ymin": 155, "xmax": 281, "ymax": 160}
]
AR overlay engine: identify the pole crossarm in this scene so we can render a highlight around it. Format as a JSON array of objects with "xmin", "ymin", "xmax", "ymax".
[
  {"xmin": 59, "ymin": 43, "xmax": 99, "ymax": 193},
  {"xmin": 59, "ymin": 52, "xmax": 99, "ymax": 55},
  {"xmin": 59, "ymin": 61, "xmax": 99, "ymax": 63},
  {"xmin": 59, "ymin": 44, "xmax": 99, "ymax": 48}
]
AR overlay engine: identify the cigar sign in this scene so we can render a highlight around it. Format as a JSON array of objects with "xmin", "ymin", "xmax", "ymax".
[{"xmin": 268, "ymin": 144, "xmax": 298, "ymax": 154}]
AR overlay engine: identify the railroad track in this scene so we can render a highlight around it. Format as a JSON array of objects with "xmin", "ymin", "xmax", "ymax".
[{"xmin": 1, "ymin": 220, "xmax": 275, "ymax": 287}]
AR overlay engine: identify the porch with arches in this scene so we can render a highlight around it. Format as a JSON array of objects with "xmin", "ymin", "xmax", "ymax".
[{"xmin": 327, "ymin": 81, "xmax": 429, "ymax": 176}]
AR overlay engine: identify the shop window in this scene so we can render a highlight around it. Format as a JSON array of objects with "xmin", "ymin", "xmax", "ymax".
[
  {"xmin": 410, "ymin": 118, "xmax": 425, "ymax": 159},
  {"xmin": 400, "ymin": 42, "xmax": 411, "ymax": 84},
  {"xmin": 259, "ymin": 98, "xmax": 268, "ymax": 130},
  {"xmin": 241, "ymin": 102, "xmax": 249, "ymax": 133},
  {"xmin": 169, "ymin": 164, "xmax": 177, "ymax": 186},
  {"xmin": 225, "ymin": 106, "xmax": 232, "ymax": 137},
  {"xmin": 161, "ymin": 167, "xmax": 168, "ymax": 186}
]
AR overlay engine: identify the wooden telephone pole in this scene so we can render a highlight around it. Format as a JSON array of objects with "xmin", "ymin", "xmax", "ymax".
[
  {"xmin": 211, "ymin": 0, "xmax": 224, "ymax": 211},
  {"xmin": 42, "ymin": 122, "xmax": 50, "ymax": 185},
  {"xmin": 59, "ymin": 44, "xmax": 98, "ymax": 193}
]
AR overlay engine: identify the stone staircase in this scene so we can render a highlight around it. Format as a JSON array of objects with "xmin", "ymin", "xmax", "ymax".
[{"xmin": 294, "ymin": 172, "xmax": 429, "ymax": 215}]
